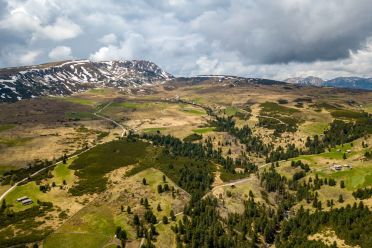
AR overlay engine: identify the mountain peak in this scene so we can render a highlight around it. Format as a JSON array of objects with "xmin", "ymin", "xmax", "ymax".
[
  {"xmin": 284, "ymin": 76, "xmax": 324, "ymax": 86},
  {"xmin": 0, "ymin": 60, "xmax": 173, "ymax": 102}
]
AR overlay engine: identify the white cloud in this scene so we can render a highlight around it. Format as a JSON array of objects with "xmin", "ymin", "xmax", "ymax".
[
  {"xmin": 37, "ymin": 17, "xmax": 81, "ymax": 41},
  {"xmin": 48, "ymin": 46, "xmax": 73, "ymax": 60},
  {"xmin": 99, "ymin": 33, "xmax": 117, "ymax": 44},
  {"xmin": 19, "ymin": 50, "xmax": 41, "ymax": 65},
  {"xmin": 90, "ymin": 33, "xmax": 148, "ymax": 61},
  {"xmin": 2, "ymin": 0, "xmax": 372, "ymax": 80}
]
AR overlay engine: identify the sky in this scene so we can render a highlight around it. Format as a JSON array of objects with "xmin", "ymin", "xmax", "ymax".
[{"xmin": 1, "ymin": 0, "xmax": 372, "ymax": 80}]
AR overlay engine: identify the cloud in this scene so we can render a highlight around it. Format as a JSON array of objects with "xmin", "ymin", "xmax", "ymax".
[
  {"xmin": 99, "ymin": 33, "xmax": 117, "ymax": 44},
  {"xmin": 19, "ymin": 50, "xmax": 41, "ymax": 65},
  {"xmin": 1, "ymin": 0, "xmax": 372, "ymax": 79},
  {"xmin": 37, "ymin": 17, "xmax": 82, "ymax": 41},
  {"xmin": 48, "ymin": 46, "xmax": 73, "ymax": 60},
  {"xmin": 1, "ymin": 50, "xmax": 42, "ymax": 67}
]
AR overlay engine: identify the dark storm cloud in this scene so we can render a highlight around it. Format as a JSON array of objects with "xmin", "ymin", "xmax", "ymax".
[{"xmin": 1, "ymin": 0, "xmax": 372, "ymax": 78}]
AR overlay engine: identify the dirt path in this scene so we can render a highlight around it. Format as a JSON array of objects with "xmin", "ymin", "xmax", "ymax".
[
  {"xmin": 258, "ymin": 115, "xmax": 286, "ymax": 125},
  {"xmin": 0, "ymin": 102, "xmax": 128, "ymax": 202}
]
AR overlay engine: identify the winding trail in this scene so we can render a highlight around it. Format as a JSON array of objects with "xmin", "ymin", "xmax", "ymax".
[
  {"xmin": 0, "ymin": 102, "xmax": 127, "ymax": 202},
  {"xmin": 258, "ymin": 115, "xmax": 286, "ymax": 125},
  {"xmin": 138, "ymin": 159, "xmax": 284, "ymax": 247}
]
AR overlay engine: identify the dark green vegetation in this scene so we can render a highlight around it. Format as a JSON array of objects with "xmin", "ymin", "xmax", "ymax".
[
  {"xmin": 137, "ymin": 133, "xmax": 256, "ymax": 200},
  {"xmin": 353, "ymin": 187, "xmax": 372, "ymax": 200},
  {"xmin": 1, "ymin": 159, "xmax": 54, "ymax": 185},
  {"xmin": 183, "ymin": 133, "xmax": 202, "ymax": 142},
  {"xmin": 69, "ymin": 139, "xmax": 149, "ymax": 195},
  {"xmin": 65, "ymin": 111, "xmax": 94, "ymax": 121},
  {"xmin": 211, "ymin": 116, "xmax": 301, "ymax": 162},
  {"xmin": 258, "ymin": 102, "xmax": 302, "ymax": 135},
  {"xmin": 173, "ymin": 163, "xmax": 372, "ymax": 248},
  {"xmin": 277, "ymin": 203, "xmax": 372, "ymax": 248},
  {"xmin": 0, "ymin": 200, "xmax": 54, "ymax": 247},
  {"xmin": 0, "ymin": 124, "xmax": 15, "ymax": 132}
]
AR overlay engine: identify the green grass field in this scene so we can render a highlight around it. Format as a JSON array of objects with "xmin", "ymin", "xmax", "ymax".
[
  {"xmin": 111, "ymin": 101, "xmax": 149, "ymax": 109},
  {"xmin": 0, "ymin": 137, "xmax": 32, "ymax": 147},
  {"xmin": 52, "ymin": 160, "xmax": 75, "ymax": 185},
  {"xmin": 179, "ymin": 104, "xmax": 206, "ymax": 115},
  {"xmin": 0, "ymin": 165, "xmax": 16, "ymax": 176},
  {"xmin": 131, "ymin": 168, "xmax": 189, "ymax": 217},
  {"xmin": 143, "ymin": 127, "xmax": 167, "ymax": 133},
  {"xmin": 0, "ymin": 124, "xmax": 15, "ymax": 132},
  {"xmin": 300, "ymin": 122, "xmax": 329, "ymax": 135},
  {"xmin": 153, "ymin": 215, "xmax": 182, "ymax": 248},
  {"xmin": 364, "ymin": 103, "xmax": 372, "ymax": 113},
  {"xmin": 87, "ymin": 88, "xmax": 114, "ymax": 95},
  {"xmin": 192, "ymin": 127, "xmax": 215, "ymax": 134},
  {"xmin": 260, "ymin": 101, "xmax": 300, "ymax": 115},
  {"xmin": 5, "ymin": 182, "xmax": 43, "ymax": 211},
  {"xmin": 317, "ymin": 165, "xmax": 372, "ymax": 190},
  {"xmin": 43, "ymin": 205, "xmax": 135, "ymax": 248},
  {"xmin": 59, "ymin": 97, "xmax": 96, "ymax": 106},
  {"xmin": 225, "ymin": 106, "xmax": 240, "ymax": 116},
  {"xmin": 330, "ymin": 109, "xmax": 368, "ymax": 120},
  {"xmin": 291, "ymin": 143, "xmax": 355, "ymax": 164},
  {"xmin": 65, "ymin": 111, "xmax": 93, "ymax": 120}
]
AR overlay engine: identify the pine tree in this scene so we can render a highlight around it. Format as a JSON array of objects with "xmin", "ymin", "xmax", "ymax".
[
  {"xmin": 163, "ymin": 216, "xmax": 169, "ymax": 224},
  {"xmin": 340, "ymin": 180, "xmax": 345, "ymax": 188},
  {"xmin": 133, "ymin": 214, "xmax": 140, "ymax": 226},
  {"xmin": 170, "ymin": 210, "xmax": 176, "ymax": 221},
  {"xmin": 338, "ymin": 194, "xmax": 344, "ymax": 203}
]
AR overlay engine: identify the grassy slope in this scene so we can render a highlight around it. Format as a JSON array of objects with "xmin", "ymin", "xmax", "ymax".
[{"xmin": 69, "ymin": 139, "xmax": 150, "ymax": 195}]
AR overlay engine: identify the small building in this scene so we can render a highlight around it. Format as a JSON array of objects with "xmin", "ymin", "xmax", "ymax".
[
  {"xmin": 333, "ymin": 164, "xmax": 342, "ymax": 171},
  {"xmin": 346, "ymin": 149, "xmax": 352, "ymax": 153},
  {"xmin": 21, "ymin": 198, "xmax": 33, "ymax": 206},
  {"xmin": 16, "ymin": 196, "xmax": 28, "ymax": 202}
]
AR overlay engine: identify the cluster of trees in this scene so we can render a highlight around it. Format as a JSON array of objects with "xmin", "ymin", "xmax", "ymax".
[
  {"xmin": 178, "ymin": 163, "xmax": 214, "ymax": 202},
  {"xmin": 172, "ymin": 197, "xmax": 238, "ymax": 247},
  {"xmin": 352, "ymin": 187, "xmax": 372, "ymax": 200},
  {"xmin": 1, "ymin": 159, "xmax": 54, "ymax": 185},
  {"xmin": 142, "ymin": 133, "xmax": 257, "ymax": 198},
  {"xmin": 258, "ymin": 116, "xmax": 298, "ymax": 135},
  {"xmin": 266, "ymin": 144, "xmax": 300, "ymax": 163},
  {"xmin": 115, "ymin": 226, "xmax": 127, "ymax": 247},
  {"xmin": 268, "ymin": 119, "xmax": 371, "ymax": 162},
  {"xmin": 291, "ymin": 160, "xmax": 310, "ymax": 172},
  {"xmin": 323, "ymin": 119, "xmax": 371, "ymax": 146},
  {"xmin": 277, "ymin": 202, "xmax": 372, "ymax": 248},
  {"xmin": 212, "ymin": 116, "xmax": 270, "ymax": 156},
  {"xmin": 0, "ymin": 200, "xmax": 53, "ymax": 230},
  {"xmin": 157, "ymin": 183, "xmax": 170, "ymax": 193}
]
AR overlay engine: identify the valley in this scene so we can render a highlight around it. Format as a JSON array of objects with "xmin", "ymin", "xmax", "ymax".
[{"xmin": 0, "ymin": 74, "xmax": 371, "ymax": 248}]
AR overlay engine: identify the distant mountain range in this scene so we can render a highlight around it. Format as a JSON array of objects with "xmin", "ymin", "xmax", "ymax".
[
  {"xmin": 1, "ymin": 59, "xmax": 371, "ymax": 103},
  {"xmin": 285, "ymin": 76, "xmax": 372, "ymax": 90},
  {"xmin": 0, "ymin": 60, "xmax": 173, "ymax": 102}
]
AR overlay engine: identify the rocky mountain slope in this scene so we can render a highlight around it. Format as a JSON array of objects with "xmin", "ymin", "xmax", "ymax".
[
  {"xmin": 323, "ymin": 77, "xmax": 372, "ymax": 90},
  {"xmin": 284, "ymin": 76, "xmax": 324, "ymax": 86},
  {"xmin": 0, "ymin": 60, "xmax": 173, "ymax": 102},
  {"xmin": 285, "ymin": 76, "xmax": 372, "ymax": 90}
]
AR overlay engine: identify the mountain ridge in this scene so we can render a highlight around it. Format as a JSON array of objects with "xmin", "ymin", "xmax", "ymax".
[
  {"xmin": 285, "ymin": 76, "xmax": 372, "ymax": 90},
  {"xmin": 0, "ymin": 59, "xmax": 173, "ymax": 102}
]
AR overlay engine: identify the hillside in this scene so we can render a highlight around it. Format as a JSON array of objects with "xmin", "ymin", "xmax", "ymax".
[
  {"xmin": 0, "ymin": 64, "xmax": 371, "ymax": 248},
  {"xmin": 285, "ymin": 76, "xmax": 372, "ymax": 90},
  {"xmin": 0, "ymin": 60, "xmax": 173, "ymax": 102}
]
